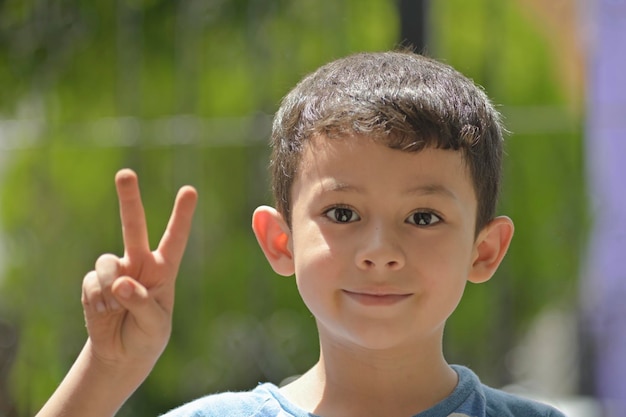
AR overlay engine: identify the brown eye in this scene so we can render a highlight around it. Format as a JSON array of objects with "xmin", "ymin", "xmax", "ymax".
[
  {"xmin": 406, "ymin": 211, "xmax": 441, "ymax": 226},
  {"xmin": 325, "ymin": 207, "xmax": 360, "ymax": 223}
]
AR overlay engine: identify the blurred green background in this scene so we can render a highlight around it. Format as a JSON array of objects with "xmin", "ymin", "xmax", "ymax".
[{"xmin": 0, "ymin": 1, "xmax": 585, "ymax": 416}]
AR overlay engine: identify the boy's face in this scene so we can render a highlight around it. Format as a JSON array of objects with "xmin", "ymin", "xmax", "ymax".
[{"xmin": 287, "ymin": 136, "xmax": 483, "ymax": 351}]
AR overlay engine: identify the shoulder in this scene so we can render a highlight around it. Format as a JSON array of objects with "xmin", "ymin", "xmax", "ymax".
[
  {"xmin": 450, "ymin": 365, "xmax": 567, "ymax": 417},
  {"xmin": 159, "ymin": 383, "xmax": 287, "ymax": 417},
  {"xmin": 481, "ymin": 385, "xmax": 567, "ymax": 417}
]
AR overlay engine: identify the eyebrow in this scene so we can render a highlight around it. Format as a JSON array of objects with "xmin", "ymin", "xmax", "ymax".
[
  {"xmin": 405, "ymin": 184, "xmax": 458, "ymax": 200},
  {"xmin": 322, "ymin": 180, "xmax": 458, "ymax": 200}
]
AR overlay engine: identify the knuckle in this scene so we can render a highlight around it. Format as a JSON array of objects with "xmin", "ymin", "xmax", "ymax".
[
  {"xmin": 82, "ymin": 274, "xmax": 105, "ymax": 312},
  {"xmin": 95, "ymin": 252, "xmax": 120, "ymax": 268},
  {"xmin": 83, "ymin": 277, "xmax": 103, "ymax": 299},
  {"xmin": 82, "ymin": 270, "xmax": 98, "ymax": 289},
  {"xmin": 95, "ymin": 254, "xmax": 120, "ymax": 284}
]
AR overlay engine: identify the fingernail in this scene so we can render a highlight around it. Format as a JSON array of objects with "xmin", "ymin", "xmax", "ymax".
[{"xmin": 96, "ymin": 302, "xmax": 106, "ymax": 313}]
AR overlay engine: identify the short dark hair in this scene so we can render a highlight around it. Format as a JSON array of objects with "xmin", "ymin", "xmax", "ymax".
[{"xmin": 270, "ymin": 50, "xmax": 504, "ymax": 233}]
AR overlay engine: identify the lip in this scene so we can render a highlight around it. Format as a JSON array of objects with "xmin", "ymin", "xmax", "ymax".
[{"xmin": 342, "ymin": 289, "xmax": 412, "ymax": 306}]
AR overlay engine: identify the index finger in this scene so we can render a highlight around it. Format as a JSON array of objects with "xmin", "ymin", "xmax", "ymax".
[{"xmin": 115, "ymin": 169, "xmax": 150, "ymax": 258}]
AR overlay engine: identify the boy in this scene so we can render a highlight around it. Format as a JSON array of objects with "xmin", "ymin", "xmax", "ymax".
[{"xmin": 36, "ymin": 51, "xmax": 566, "ymax": 416}]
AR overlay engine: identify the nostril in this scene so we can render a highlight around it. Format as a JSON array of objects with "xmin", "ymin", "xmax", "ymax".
[{"xmin": 387, "ymin": 258, "xmax": 407, "ymax": 270}]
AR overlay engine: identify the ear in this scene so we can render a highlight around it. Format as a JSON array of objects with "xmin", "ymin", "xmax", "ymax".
[
  {"xmin": 468, "ymin": 216, "xmax": 514, "ymax": 284},
  {"xmin": 252, "ymin": 205, "xmax": 295, "ymax": 277}
]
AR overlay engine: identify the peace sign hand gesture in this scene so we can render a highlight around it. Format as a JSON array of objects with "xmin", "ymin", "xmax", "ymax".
[
  {"xmin": 35, "ymin": 169, "xmax": 197, "ymax": 417},
  {"xmin": 82, "ymin": 168, "xmax": 198, "ymax": 369}
]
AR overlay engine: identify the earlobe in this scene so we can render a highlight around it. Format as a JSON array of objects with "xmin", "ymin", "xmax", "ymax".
[
  {"xmin": 252, "ymin": 206, "xmax": 295, "ymax": 277},
  {"xmin": 468, "ymin": 216, "xmax": 515, "ymax": 284}
]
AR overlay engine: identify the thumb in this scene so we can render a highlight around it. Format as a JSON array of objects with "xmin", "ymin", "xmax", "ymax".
[{"xmin": 111, "ymin": 277, "xmax": 170, "ymax": 337}]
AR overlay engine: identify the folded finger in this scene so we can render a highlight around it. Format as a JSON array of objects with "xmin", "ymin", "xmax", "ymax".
[
  {"xmin": 82, "ymin": 270, "xmax": 106, "ymax": 314},
  {"xmin": 94, "ymin": 253, "xmax": 122, "ymax": 311},
  {"xmin": 112, "ymin": 277, "xmax": 169, "ymax": 335}
]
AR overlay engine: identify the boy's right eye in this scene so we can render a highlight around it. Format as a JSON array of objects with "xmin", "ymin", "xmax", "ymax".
[{"xmin": 324, "ymin": 207, "xmax": 361, "ymax": 223}]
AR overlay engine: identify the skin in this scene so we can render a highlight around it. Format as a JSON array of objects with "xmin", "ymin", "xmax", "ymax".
[
  {"xmin": 36, "ymin": 169, "xmax": 198, "ymax": 417},
  {"xmin": 253, "ymin": 136, "xmax": 514, "ymax": 416},
  {"xmin": 36, "ymin": 136, "xmax": 513, "ymax": 417}
]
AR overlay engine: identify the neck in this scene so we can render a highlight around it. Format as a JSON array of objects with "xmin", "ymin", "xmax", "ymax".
[{"xmin": 281, "ymin": 330, "xmax": 458, "ymax": 417}]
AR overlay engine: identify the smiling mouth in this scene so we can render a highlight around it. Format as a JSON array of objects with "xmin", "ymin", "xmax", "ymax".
[{"xmin": 342, "ymin": 290, "xmax": 412, "ymax": 306}]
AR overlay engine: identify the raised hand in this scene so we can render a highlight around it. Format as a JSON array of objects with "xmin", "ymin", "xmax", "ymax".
[
  {"xmin": 36, "ymin": 169, "xmax": 197, "ymax": 417},
  {"xmin": 81, "ymin": 168, "xmax": 198, "ymax": 368}
]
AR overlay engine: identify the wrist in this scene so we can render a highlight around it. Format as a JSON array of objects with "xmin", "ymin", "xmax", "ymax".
[
  {"xmin": 83, "ymin": 338, "xmax": 159, "ymax": 384},
  {"xmin": 35, "ymin": 340, "xmax": 157, "ymax": 417}
]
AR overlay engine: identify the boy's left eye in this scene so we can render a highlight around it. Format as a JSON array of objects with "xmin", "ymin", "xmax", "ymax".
[{"xmin": 406, "ymin": 211, "xmax": 441, "ymax": 226}]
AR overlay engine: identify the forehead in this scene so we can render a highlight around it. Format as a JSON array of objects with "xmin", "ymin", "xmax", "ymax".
[{"xmin": 293, "ymin": 135, "xmax": 477, "ymax": 208}]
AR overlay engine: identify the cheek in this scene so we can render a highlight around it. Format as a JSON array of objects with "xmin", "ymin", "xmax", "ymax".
[
  {"xmin": 291, "ymin": 223, "xmax": 347, "ymax": 304},
  {"xmin": 412, "ymin": 238, "xmax": 471, "ymax": 317},
  {"xmin": 293, "ymin": 234, "xmax": 341, "ymax": 284},
  {"xmin": 293, "ymin": 249, "xmax": 336, "ymax": 321},
  {"xmin": 411, "ymin": 234, "xmax": 475, "ymax": 282},
  {"xmin": 292, "ymin": 220, "xmax": 350, "ymax": 270}
]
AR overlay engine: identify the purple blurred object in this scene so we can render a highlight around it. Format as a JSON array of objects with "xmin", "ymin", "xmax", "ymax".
[{"xmin": 584, "ymin": 1, "xmax": 626, "ymax": 415}]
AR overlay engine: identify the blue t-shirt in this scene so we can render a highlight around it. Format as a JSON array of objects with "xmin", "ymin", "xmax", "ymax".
[{"xmin": 161, "ymin": 365, "xmax": 566, "ymax": 417}]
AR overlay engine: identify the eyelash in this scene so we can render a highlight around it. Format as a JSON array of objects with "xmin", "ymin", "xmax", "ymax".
[
  {"xmin": 405, "ymin": 211, "xmax": 442, "ymax": 226},
  {"xmin": 323, "ymin": 206, "xmax": 443, "ymax": 226},
  {"xmin": 324, "ymin": 205, "xmax": 360, "ymax": 223}
]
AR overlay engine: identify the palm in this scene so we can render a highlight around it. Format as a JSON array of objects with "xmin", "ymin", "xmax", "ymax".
[{"xmin": 82, "ymin": 169, "xmax": 197, "ymax": 366}]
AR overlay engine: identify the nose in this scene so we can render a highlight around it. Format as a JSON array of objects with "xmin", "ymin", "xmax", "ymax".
[{"xmin": 355, "ymin": 223, "xmax": 406, "ymax": 271}]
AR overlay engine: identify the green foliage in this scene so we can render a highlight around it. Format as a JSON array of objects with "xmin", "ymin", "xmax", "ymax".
[{"xmin": 0, "ymin": 0, "xmax": 585, "ymax": 415}]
